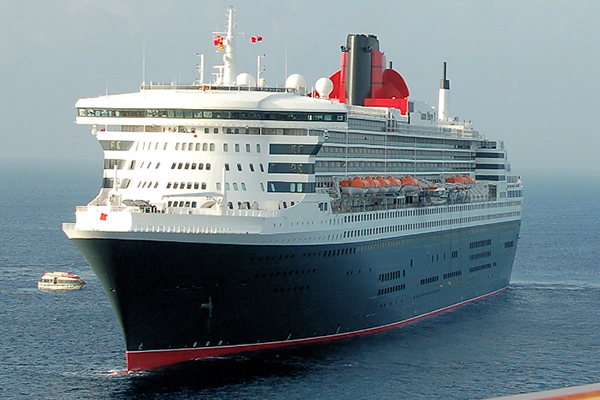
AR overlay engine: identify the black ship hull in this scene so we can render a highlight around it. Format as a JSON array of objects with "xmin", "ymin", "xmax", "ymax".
[{"xmin": 71, "ymin": 220, "xmax": 520, "ymax": 370}]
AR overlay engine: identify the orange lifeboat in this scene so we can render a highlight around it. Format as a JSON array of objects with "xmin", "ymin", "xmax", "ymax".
[
  {"xmin": 463, "ymin": 174, "xmax": 476, "ymax": 185},
  {"xmin": 445, "ymin": 175, "xmax": 466, "ymax": 185},
  {"xmin": 401, "ymin": 175, "xmax": 420, "ymax": 194},
  {"xmin": 387, "ymin": 176, "xmax": 401, "ymax": 193},
  {"xmin": 364, "ymin": 176, "xmax": 381, "ymax": 194},
  {"xmin": 341, "ymin": 177, "xmax": 369, "ymax": 195},
  {"xmin": 375, "ymin": 176, "xmax": 391, "ymax": 193}
]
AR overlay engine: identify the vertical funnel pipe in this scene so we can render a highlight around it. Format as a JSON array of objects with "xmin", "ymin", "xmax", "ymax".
[
  {"xmin": 438, "ymin": 61, "xmax": 451, "ymax": 121},
  {"xmin": 345, "ymin": 34, "xmax": 379, "ymax": 106}
]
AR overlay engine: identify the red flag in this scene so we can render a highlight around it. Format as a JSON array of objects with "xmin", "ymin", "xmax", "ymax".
[
  {"xmin": 251, "ymin": 36, "xmax": 263, "ymax": 43},
  {"xmin": 213, "ymin": 35, "xmax": 223, "ymax": 46},
  {"xmin": 100, "ymin": 213, "xmax": 107, "ymax": 221}
]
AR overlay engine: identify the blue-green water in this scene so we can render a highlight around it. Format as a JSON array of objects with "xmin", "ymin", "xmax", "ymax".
[{"xmin": 2, "ymin": 161, "xmax": 600, "ymax": 399}]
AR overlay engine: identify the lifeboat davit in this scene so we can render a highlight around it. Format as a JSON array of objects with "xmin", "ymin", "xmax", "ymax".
[
  {"xmin": 364, "ymin": 177, "xmax": 381, "ymax": 194},
  {"xmin": 340, "ymin": 177, "xmax": 369, "ymax": 195},
  {"xmin": 401, "ymin": 176, "xmax": 420, "ymax": 194},
  {"xmin": 427, "ymin": 185, "xmax": 449, "ymax": 205},
  {"xmin": 375, "ymin": 177, "xmax": 391, "ymax": 193}
]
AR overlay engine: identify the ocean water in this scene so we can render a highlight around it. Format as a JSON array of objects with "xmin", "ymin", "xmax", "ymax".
[{"xmin": 2, "ymin": 160, "xmax": 600, "ymax": 400}]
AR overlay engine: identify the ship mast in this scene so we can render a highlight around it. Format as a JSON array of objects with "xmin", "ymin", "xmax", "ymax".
[{"xmin": 215, "ymin": 6, "xmax": 237, "ymax": 86}]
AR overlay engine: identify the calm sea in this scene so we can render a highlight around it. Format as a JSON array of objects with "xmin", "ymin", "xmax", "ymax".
[{"xmin": 1, "ymin": 160, "xmax": 599, "ymax": 400}]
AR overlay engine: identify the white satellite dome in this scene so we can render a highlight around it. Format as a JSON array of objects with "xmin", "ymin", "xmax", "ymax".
[
  {"xmin": 315, "ymin": 77, "xmax": 334, "ymax": 98},
  {"xmin": 285, "ymin": 74, "xmax": 307, "ymax": 92},
  {"xmin": 236, "ymin": 73, "xmax": 256, "ymax": 87}
]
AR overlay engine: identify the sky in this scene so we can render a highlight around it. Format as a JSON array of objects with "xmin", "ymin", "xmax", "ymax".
[{"xmin": 1, "ymin": 0, "xmax": 599, "ymax": 174}]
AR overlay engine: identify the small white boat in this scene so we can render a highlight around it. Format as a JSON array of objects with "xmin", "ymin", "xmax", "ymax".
[{"xmin": 38, "ymin": 271, "xmax": 86, "ymax": 290}]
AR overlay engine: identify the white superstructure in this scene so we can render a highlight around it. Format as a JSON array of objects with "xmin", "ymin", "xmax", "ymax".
[{"xmin": 66, "ymin": 9, "xmax": 522, "ymax": 247}]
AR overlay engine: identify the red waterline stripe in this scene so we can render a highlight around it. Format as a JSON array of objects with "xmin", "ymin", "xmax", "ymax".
[{"xmin": 126, "ymin": 287, "xmax": 507, "ymax": 371}]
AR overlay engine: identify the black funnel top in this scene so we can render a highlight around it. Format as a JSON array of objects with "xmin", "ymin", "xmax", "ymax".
[
  {"xmin": 440, "ymin": 62, "xmax": 450, "ymax": 90},
  {"xmin": 345, "ymin": 34, "xmax": 380, "ymax": 106}
]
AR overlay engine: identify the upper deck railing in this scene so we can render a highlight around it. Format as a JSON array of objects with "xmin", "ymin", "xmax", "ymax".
[{"xmin": 139, "ymin": 83, "xmax": 295, "ymax": 93}]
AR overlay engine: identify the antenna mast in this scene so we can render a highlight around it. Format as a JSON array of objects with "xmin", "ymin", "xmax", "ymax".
[
  {"xmin": 215, "ymin": 6, "xmax": 237, "ymax": 86},
  {"xmin": 142, "ymin": 37, "xmax": 146, "ymax": 86}
]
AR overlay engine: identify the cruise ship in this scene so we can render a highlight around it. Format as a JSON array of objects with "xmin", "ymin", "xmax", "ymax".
[{"xmin": 63, "ymin": 8, "xmax": 523, "ymax": 371}]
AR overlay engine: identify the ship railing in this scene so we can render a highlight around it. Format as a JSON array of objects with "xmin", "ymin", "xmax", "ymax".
[
  {"xmin": 131, "ymin": 225, "xmax": 260, "ymax": 235},
  {"xmin": 75, "ymin": 205, "xmax": 282, "ymax": 218},
  {"xmin": 347, "ymin": 105, "xmax": 389, "ymax": 119},
  {"xmin": 166, "ymin": 207, "xmax": 281, "ymax": 218},
  {"xmin": 139, "ymin": 83, "xmax": 293, "ymax": 93}
]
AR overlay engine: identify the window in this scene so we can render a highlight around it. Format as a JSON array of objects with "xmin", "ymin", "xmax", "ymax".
[
  {"xmin": 269, "ymin": 144, "xmax": 321, "ymax": 155},
  {"xmin": 100, "ymin": 140, "xmax": 134, "ymax": 151},
  {"xmin": 267, "ymin": 181, "xmax": 315, "ymax": 193},
  {"xmin": 178, "ymin": 163, "xmax": 183, "ymax": 169},
  {"xmin": 260, "ymin": 164, "xmax": 264, "ymax": 172},
  {"xmin": 201, "ymin": 182, "xmax": 206, "ymax": 189},
  {"xmin": 175, "ymin": 143, "xmax": 181, "ymax": 150},
  {"xmin": 246, "ymin": 143, "xmax": 250, "ymax": 152},
  {"xmin": 198, "ymin": 163, "xmax": 204, "ymax": 170},
  {"xmin": 256, "ymin": 144, "xmax": 261, "ymax": 153},
  {"xmin": 104, "ymin": 159, "xmax": 125, "ymax": 170},
  {"xmin": 237, "ymin": 163, "xmax": 242, "ymax": 171},
  {"xmin": 203, "ymin": 143, "xmax": 208, "ymax": 151},
  {"xmin": 182, "ymin": 143, "xmax": 187, "ymax": 151},
  {"xmin": 210, "ymin": 143, "xmax": 215, "ymax": 151},
  {"xmin": 249, "ymin": 164, "xmax": 255, "ymax": 172},
  {"xmin": 187, "ymin": 182, "xmax": 192, "ymax": 189},
  {"xmin": 173, "ymin": 182, "xmax": 179, "ymax": 189},
  {"xmin": 167, "ymin": 182, "xmax": 172, "ymax": 188},
  {"xmin": 206, "ymin": 163, "xmax": 211, "ymax": 170},
  {"xmin": 241, "ymin": 183, "xmax": 246, "ymax": 191},
  {"xmin": 216, "ymin": 182, "xmax": 221, "ymax": 190},
  {"xmin": 233, "ymin": 183, "xmax": 238, "ymax": 191},
  {"xmin": 156, "ymin": 162, "xmax": 161, "ymax": 169},
  {"xmin": 235, "ymin": 143, "xmax": 240, "ymax": 152},
  {"xmin": 223, "ymin": 143, "xmax": 228, "ymax": 152},
  {"xmin": 225, "ymin": 163, "xmax": 230, "ymax": 171},
  {"xmin": 268, "ymin": 163, "xmax": 314, "ymax": 174},
  {"xmin": 195, "ymin": 143, "xmax": 201, "ymax": 151},
  {"xmin": 191, "ymin": 163, "xmax": 197, "ymax": 170},
  {"xmin": 185, "ymin": 163, "xmax": 190, "ymax": 169}
]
